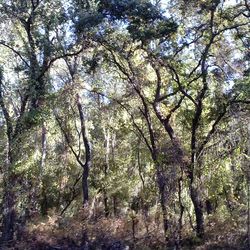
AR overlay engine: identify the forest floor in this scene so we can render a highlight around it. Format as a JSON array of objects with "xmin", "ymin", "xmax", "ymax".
[{"xmin": 1, "ymin": 210, "xmax": 248, "ymax": 250}]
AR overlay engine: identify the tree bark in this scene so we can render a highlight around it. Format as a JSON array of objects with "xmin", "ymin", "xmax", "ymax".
[
  {"xmin": 76, "ymin": 94, "xmax": 91, "ymax": 206},
  {"xmin": 190, "ymin": 184, "xmax": 204, "ymax": 238},
  {"xmin": 1, "ymin": 174, "xmax": 16, "ymax": 244},
  {"xmin": 113, "ymin": 195, "xmax": 117, "ymax": 216},
  {"xmin": 104, "ymin": 190, "xmax": 109, "ymax": 217},
  {"xmin": 156, "ymin": 169, "xmax": 169, "ymax": 242}
]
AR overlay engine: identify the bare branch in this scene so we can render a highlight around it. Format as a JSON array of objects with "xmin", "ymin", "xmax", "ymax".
[{"xmin": 0, "ymin": 41, "xmax": 30, "ymax": 68}]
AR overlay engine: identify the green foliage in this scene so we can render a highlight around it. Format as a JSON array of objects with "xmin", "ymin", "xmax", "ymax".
[{"xmin": 0, "ymin": 0, "xmax": 249, "ymax": 248}]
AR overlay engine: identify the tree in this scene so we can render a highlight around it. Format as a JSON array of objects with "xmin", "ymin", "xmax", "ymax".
[
  {"xmin": 0, "ymin": 0, "xmax": 249, "ymax": 248},
  {"xmin": 0, "ymin": 0, "xmax": 76, "ymax": 242},
  {"xmin": 91, "ymin": 0, "xmax": 250, "ymax": 239}
]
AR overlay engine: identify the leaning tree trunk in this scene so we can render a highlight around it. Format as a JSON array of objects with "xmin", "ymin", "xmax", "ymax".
[{"xmin": 76, "ymin": 94, "xmax": 91, "ymax": 206}]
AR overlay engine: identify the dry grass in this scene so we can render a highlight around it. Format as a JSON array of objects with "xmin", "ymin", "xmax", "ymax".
[{"xmin": 3, "ymin": 209, "xmax": 248, "ymax": 249}]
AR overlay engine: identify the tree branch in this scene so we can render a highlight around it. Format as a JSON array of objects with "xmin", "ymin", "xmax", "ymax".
[{"xmin": 0, "ymin": 41, "xmax": 30, "ymax": 68}]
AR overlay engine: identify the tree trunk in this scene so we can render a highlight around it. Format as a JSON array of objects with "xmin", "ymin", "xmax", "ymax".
[
  {"xmin": 104, "ymin": 190, "xmax": 109, "ymax": 217},
  {"xmin": 156, "ymin": 169, "xmax": 168, "ymax": 242},
  {"xmin": 40, "ymin": 186, "xmax": 48, "ymax": 216},
  {"xmin": 1, "ymin": 179, "xmax": 16, "ymax": 244},
  {"xmin": 190, "ymin": 184, "xmax": 204, "ymax": 238},
  {"xmin": 76, "ymin": 94, "xmax": 91, "ymax": 206},
  {"xmin": 205, "ymin": 199, "xmax": 213, "ymax": 215},
  {"xmin": 113, "ymin": 195, "xmax": 117, "ymax": 216},
  {"xmin": 132, "ymin": 216, "xmax": 137, "ymax": 242},
  {"xmin": 153, "ymin": 103, "xmax": 206, "ymax": 238},
  {"xmin": 82, "ymin": 168, "xmax": 89, "ymax": 205}
]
